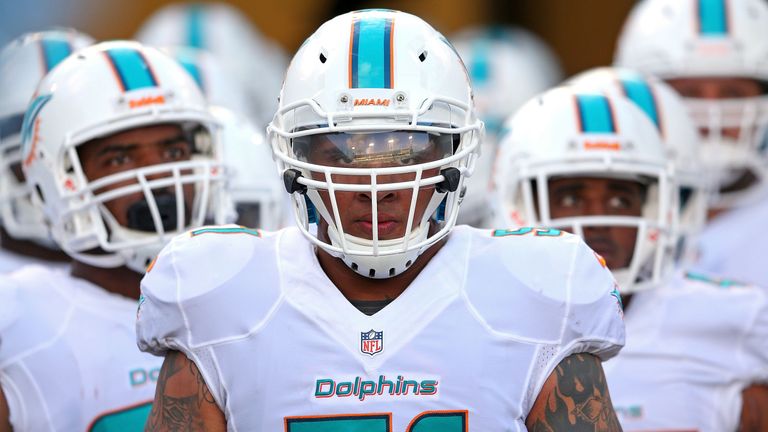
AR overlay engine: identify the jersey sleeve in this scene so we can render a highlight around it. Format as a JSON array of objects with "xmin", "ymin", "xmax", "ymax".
[{"xmin": 136, "ymin": 225, "xmax": 283, "ymax": 357}]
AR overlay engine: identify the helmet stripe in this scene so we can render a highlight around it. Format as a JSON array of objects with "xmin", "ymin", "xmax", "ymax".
[
  {"xmin": 349, "ymin": 15, "xmax": 394, "ymax": 89},
  {"xmin": 697, "ymin": 0, "xmax": 728, "ymax": 36},
  {"xmin": 104, "ymin": 48, "xmax": 159, "ymax": 92},
  {"xmin": 186, "ymin": 4, "xmax": 205, "ymax": 48},
  {"xmin": 618, "ymin": 71, "xmax": 661, "ymax": 131},
  {"xmin": 469, "ymin": 39, "xmax": 491, "ymax": 85},
  {"xmin": 575, "ymin": 94, "xmax": 617, "ymax": 133},
  {"xmin": 176, "ymin": 54, "xmax": 206, "ymax": 93},
  {"xmin": 39, "ymin": 38, "xmax": 72, "ymax": 72}
]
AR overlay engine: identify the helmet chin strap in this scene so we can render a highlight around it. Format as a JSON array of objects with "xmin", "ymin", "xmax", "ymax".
[{"xmin": 326, "ymin": 222, "xmax": 431, "ymax": 279}]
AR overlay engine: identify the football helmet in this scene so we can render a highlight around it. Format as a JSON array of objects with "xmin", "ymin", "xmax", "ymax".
[
  {"xmin": 268, "ymin": 9, "xmax": 483, "ymax": 279},
  {"xmin": 0, "ymin": 29, "xmax": 94, "ymax": 244},
  {"xmin": 136, "ymin": 2, "xmax": 288, "ymax": 126},
  {"xmin": 567, "ymin": 67, "xmax": 709, "ymax": 264},
  {"xmin": 21, "ymin": 41, "xmax": 229, "ymax": 272},
  {"xmin": 450, "ymin": 26, "xmax": 563, "ymax": 226},
  {"xmin": 493, "ymin": 87, "xmax": 678, "ymax": 293},
  {"xmin": 615, "ymin": 0, "xmax": 768, "ymax": 205},
  {"xmin": 211, "ymin": 106, "xmax": 285, "ymax": 230}
]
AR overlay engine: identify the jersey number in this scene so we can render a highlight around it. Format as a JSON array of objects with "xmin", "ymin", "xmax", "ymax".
[
  {"xmin": 492, "ymin": 227, "xmax": 562, "ymax": 237},
  {"xmin": 285, "ymin": 410, "xmax": 468, "ymax": 431}
]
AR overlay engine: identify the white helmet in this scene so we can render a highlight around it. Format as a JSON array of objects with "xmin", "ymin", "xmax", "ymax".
[
  {"xmin": 211, "ymin": 106, "xmax": 285, "ymax": 230},
  {"xmin": 0, "ymin": 29, "xmax": 94, "ymax": 243},
  {"xmin": 567, "ymin": 67, "xmax": 709, "ymax": 264},
  {"xmin": 615, "ymin": 0, "xmax": 768, "ymax": 204},
  {"xmin": 450, "ymin": 26, "xmax": 563, "ymax": 227},
  {"xmin": 160, "ymin": 45, "xmax": 252, "ymax": 116},
  {"xmin": 21, "ymin": 41, "xmax": 230, "ymax": 272},
  {"xmin": 493, "ymin": 87, "xmax": 678, "ymax": 293},
  {"xmin": 268, "ymin": 9, "xmax": 483, "ymax": 279},
  {"xmin": 136, "ymin": 2, "xmax": 288, "ymax": 126}
]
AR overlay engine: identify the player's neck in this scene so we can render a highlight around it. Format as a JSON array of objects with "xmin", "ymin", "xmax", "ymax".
[
  {"xmin": 316, "ymin": 224, "xmax": 447, "ymax": 303},
  {"xmin": 0, "ymin": 227, "xmax": 70, "ymax": 262},
  {"xmin": 70, "ymin": 260, "xmax": 143, "ymax": 300}
]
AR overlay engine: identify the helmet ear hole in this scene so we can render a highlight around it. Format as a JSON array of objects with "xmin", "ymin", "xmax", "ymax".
[
  {"xmin": 418, "ymin": 51, "xmax": 427, "ymax": 62},
  {"xmin": 319, "ymin": 53, "xmax": 327, "ymax": 64}
]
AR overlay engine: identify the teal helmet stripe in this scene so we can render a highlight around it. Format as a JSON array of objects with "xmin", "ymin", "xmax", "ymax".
[
  {"xmin": 40, "ymin": 38, "xmax": 72, "ymax": 72},
  {"xmin": 175, "ymin": 54, "xmax": 205, "ymax": 93},
  {"xmin": 617, "ymin": 70, "xmax": 661, "ymax": 130},
  {"xmin": 186, "ymin": 4, "xmax": 205, "ymax": 48},
  {"xmin": 468, "ymin": 39, "xmax": 490, "ymax": 85},
  {"xmin": 349, "ymin": 15, "xmax": 394, "ymax": 89},
  {"xmin": 698, "ymin": 0, "xmax": 728, "ymax": 36},
  {"xmin": 105, "ymin": 48, "xmax": 158, "ymax": 92},
  {"xmin": 576, "ymin": 94, "xmax": 616, "ymax": 133}
]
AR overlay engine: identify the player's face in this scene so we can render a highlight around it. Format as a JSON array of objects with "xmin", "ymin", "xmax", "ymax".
[
  {"xmin": 547, "ymin": 177, "xmax": 645, "ymax": 270},
  {"xmin": 299, "ymin": 131, "xmax": 454, "ymax": 240},
  {"xmin": 665, "ymin": 77, "xmax": 763, "ymax": 139},
  {"xmin": 77, "ymin": 123, "xmax": 196, "ymax": 230}
]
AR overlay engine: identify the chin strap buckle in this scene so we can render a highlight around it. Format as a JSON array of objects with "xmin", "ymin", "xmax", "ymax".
[
  {"xmin": 435, "ymin": 167, "xmax": 461, "ymax": 193},
  {"xmin": 283, "ymin": 169, "xmax": 307, "ymax": 194}
]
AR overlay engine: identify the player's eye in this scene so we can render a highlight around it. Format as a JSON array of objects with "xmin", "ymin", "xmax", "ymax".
[
  {"xmin": 558, "ymin": 194, "xmax": 579, "ymax": 208},
  {"xmin": 608, "ymin": 195, "xmax": 633, "ymax": 211},
  {"xmin": 163, "ymin": 145, "xmax": 191, "ymax": 161},
  {"xmin": 106, "ymin": 153, "xmax": 131, "ymax": 168}
]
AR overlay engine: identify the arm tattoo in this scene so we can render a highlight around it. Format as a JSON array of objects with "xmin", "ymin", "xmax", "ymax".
[
  {"xmin": 145, "ymin": 351, "xmax": 220, "ymax": 432},
  {"xmin": 527, "ymin": 353, "xmax": 622, "ymax": 432}
]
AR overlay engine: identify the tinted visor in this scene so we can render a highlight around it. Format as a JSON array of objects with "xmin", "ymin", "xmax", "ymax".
[{"xmin": 292, "ymin": 131, "xmax": 456, "ymax": 168}]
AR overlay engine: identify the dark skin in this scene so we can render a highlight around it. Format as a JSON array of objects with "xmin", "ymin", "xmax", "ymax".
[
  {"xmin": 739, "ymin": 384, "xmax": 768, "ymax": 432},
  {"xmin": 0, "ymin": 386, "xmax": 10, "ymax": 432},
  {"xmin": 72, "ymin": 123, "xmax": 196, "ymax": 301},
  {"xmin": 666, "ymin": 77, "xmax": 764, "ymax": 220},
  {"xmin": 147, "ymin": 136, "xmax": 621, "ymax": 430}
]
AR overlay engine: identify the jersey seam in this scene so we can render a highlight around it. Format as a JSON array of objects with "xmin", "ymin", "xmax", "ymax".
[
  {"xmin": 18, "ymin": 361, "xmax": 54, "ymax": 429},
  {"xmin": 0, "ymin": 371, "xmax": 26, "ymax": 431},
  {"xmin": 558, "ymin": 238, "xmax": 579, "ymax": 345},
  {"xmin": 736, "ymin": 288, "xmax": 768, "ymax": 380}
]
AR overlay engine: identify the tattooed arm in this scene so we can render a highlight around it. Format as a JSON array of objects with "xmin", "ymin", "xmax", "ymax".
[
  {"xmin": 526, "ymin": 353, "xmax": 622, "ymax": 432},
  {"xmin": 0, "ymin": 385, "xmax": 10, "ymax": 432},
  {"xmin": 145, "ymin": 350, "xmax": 226, "ymax": 432},
  {"xmin": 739, "ymin": 384, "xmax": 768, "ymax": 432}
]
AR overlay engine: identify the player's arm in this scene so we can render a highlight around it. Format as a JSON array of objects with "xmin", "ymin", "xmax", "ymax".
[
  {"xmin": 525, "ymin": 353, "xmax": 622, "ymax": 431},
  {"xmin": 145, "ymin": 350, "xmax": 226, "ymax": 432},
  {"xmin": 739, "ymin": 384, "xmax": 768, "ymax": 432},
  {"xmin": 0, "ymin": 385, "xmax": 11, "ymax": 432}
]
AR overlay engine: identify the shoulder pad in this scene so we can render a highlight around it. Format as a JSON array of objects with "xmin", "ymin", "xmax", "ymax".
[{"xmin": 137, "ymin": 225, "xmax": 283, "ymax": 355}]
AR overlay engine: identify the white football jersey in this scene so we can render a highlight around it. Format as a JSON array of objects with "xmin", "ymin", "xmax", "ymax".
[
  {"xmin": 605, "ymin": 271, "xmax": 768, "ymax": 432},
  {"xmin": 694, "ymin": 186, "xmax": 768, "ymax": 287},
  {"xmin": 0, "ymin": 265, "xmax": 162, "ymax": 431},
  {"xmin": 137, "ymin": 225, "xmax": 625, "ymax": 431}
]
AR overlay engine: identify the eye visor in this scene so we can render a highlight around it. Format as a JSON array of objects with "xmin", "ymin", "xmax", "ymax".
[{"xmin": 292, "ymin": 130, "xmax": 458, "ymax": 169}]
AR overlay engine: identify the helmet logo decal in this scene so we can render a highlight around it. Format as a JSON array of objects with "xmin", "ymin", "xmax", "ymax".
[
  {"xmin": 103, "ymin": 48, "xmax": 159, "ymax": 92},
  {"xmin": 39, "ymin": 37, "xmax": 72, "ymax": 72},
  {"xmin": 348, "ymin": 15, "xmax": 395, "ymax": 89},
  {"xmin": 128, "ymin": 95, "xmax": 166, "ymax": 109},
  {"xmin": 697, "ymin": 0, "xmax": 729, "ymax": 36},
  {"xmin": 21, "ymin": 93, "xmax": 52, "ymax": 166},
  {"xmin": 574, "ymin": 94, "xmax": 618, "ymax": 133},
  {"xmin": 583, "ymin": 141, "xmax": 621, "ymax": 151},
  {"xmin": 353, "ymin": 98, "xmax": 390, "ymax": 107}
]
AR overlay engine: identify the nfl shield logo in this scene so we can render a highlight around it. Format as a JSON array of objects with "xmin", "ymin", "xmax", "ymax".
[{"xmin": 360, "ymin": 329, "xmax": 383, "ymax": 357}]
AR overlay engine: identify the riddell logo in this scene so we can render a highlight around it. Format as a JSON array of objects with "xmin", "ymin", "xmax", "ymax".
[
  {"xmin": 354, "ymin": 98, "xmax": 390, "ymax": 107},
  {"xmin": 129, "ymin": 95, "xmax": 166, "ymax": 109}
]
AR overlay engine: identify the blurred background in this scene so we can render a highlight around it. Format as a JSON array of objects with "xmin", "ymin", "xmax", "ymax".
[{"xmin": 0, "ymin": 0, "xmax": 636, "ymax": 76}]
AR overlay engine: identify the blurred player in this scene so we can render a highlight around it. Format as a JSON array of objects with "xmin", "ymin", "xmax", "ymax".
[
  {"xmin": 494, "ymin": 83, "xmax": 768, "ymax": 431},
  {"xmin": 0, "ymin": 41, "xmax": 230, "ymax": 431},
  {"xmin": 451, "ymin": 26, "xmax": 563, "ymax": 227},
  {"xmin": 615, "ymin": 0, "xmax": 768, "ymax": 287},
  {"xmin": 162, "ymin": 46, "xmax": 288, "ymax": 229},
  {"xmin": 137, "ymin": 9, "xmax": 624, "ymax": 430},
  {"xmin": 136, "ymin": 2, "xmax": 288, "ymax": 127},
  {"xmin": 0, "ymin": 29, "xmax": 93, "ymax": 272}
]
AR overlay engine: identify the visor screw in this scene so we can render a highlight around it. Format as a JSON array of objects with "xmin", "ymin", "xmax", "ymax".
[
  {"xmin": 283, "ymin": 169, "xmax": 308, "ymax": 194},
  {"xmin": 340, "ymin": 95, "xmax": 349, "ymax": 103},
  {"xmin": 395, "ymin": 93, "xmax": 406, "ymax": 102}
]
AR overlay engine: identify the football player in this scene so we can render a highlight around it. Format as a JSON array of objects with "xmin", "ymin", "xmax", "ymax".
[
  {"xmin": 0, "ymin": 41, "xmax": 230, "ymax": 430},
  {"xmin": 494, "ymin": 77, "xmax": 768, "ymax": 430},
  {"xmin": 615, "ymin": 0, "xmax": 768, "ymax": 287},
  {"xmin": 135, "ymin": 2, "xmax": 288, "ymax": 127},
  {"xmin": 136, "ymin": 9, "xmax": 624, "ymax": 430},
  {"xmin": 450, "ymin": 26, "xmax": 563, "ymax": 227},
  {"xmin": 0, "ymin": 29, "xmax": 93, "ymax": 272}
]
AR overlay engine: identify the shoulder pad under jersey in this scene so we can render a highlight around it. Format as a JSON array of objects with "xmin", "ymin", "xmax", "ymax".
[{"xmin": 136, "ymin": 225, "xmax": 283, "ymax": 356}]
